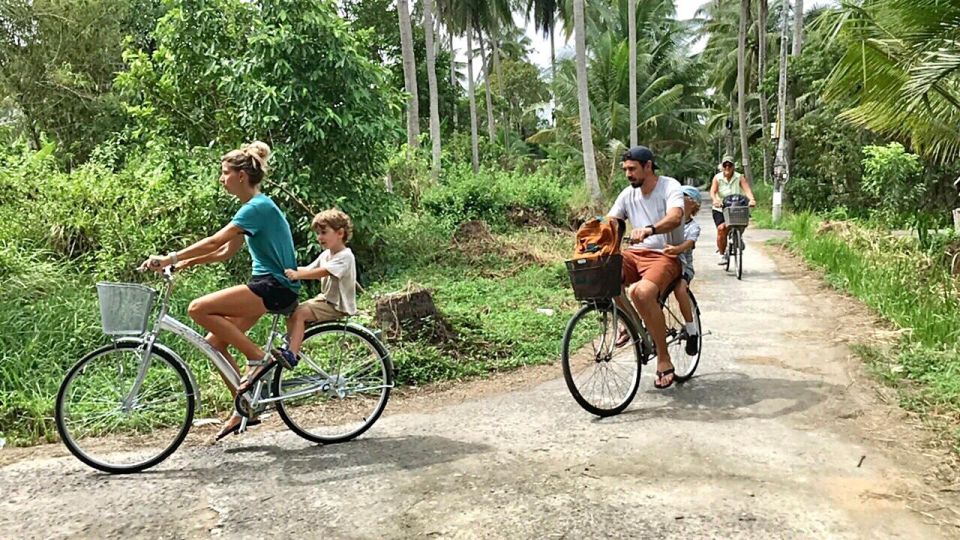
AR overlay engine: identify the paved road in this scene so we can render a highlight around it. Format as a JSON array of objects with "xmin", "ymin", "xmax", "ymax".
[{"xmin": 1, "ymin": 209, "xmax": 954, "ymax": 538}]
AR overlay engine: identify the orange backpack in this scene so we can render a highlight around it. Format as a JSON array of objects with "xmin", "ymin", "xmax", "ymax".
[{"xmin": 573, "ymin": 216, "xmax": 625, "ymax": 259}]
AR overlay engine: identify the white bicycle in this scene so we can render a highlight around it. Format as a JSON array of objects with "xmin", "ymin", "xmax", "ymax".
[{"xmin": 56, "ymin": 266, "xmax": 393, "ymax": 474}]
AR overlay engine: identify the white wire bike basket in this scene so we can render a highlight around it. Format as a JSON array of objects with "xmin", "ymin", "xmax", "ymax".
[{"xmin": 96, "ymin": 282, "xmax": 157, "ymax": 336}]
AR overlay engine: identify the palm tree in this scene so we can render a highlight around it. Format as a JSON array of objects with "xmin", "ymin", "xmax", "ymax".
[
  {"xmin": 397, "ymin": 0, "xmax": 419, "ymax": 149},
  {"xmin": 628, "ymin": 0, "xmax": 637, "ymax": 147},
  {"xmin": 821, "ymin": 0, "xmax": 960, "ymax": 162},
  {"xmin": 737, "ymin": 0, "xmax": 754, "ymax": 185},
  {"xmin": 573, "ymin": 0, "xmax": 601, "ymax": 202},
  {"xmin": 423, "ymin": 0, "xmax": 442, "ymax": 180},
  {"xmin": 477, "ymin": 30, "xmax": 496, "ymax": 142},
  {"xmin": 757, "ymin": 0, "xmax": 772, "ymax": 184},
  {"xmin": 772, "ymin": 0, "xmax": 790, "ymax": 221},
  {"xmin": 525, "ymin": 0, "xmax": 565, "ymax": 82},
  {"xmin": 436, "ymin": 0, "xmax": 510, "ymax": 170}
]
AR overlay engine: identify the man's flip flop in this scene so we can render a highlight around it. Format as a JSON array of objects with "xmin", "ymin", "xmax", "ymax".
[{"xmin": 654, "ymin": 368, "xmax": 675, "ymax": 389}]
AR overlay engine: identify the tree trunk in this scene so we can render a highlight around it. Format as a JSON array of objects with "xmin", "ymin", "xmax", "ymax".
[
  {"xmin": 786, "ymin": 0, "xmax": 804, "ymax": 183},
  {"xmin": 773, "ymin": 0, "xmax": 790, "ymax": 222},
  {"xmin": 550, "ymin": 22, "xmax": 557, "ymax": 126},
  {"xmin": 792, "ymin": 0, "xmax": 804, "ymax": 56},
  {"xmin": 450, "ymin": 31, "xmax": 458, "ymax": 130},
  {"xmin": 628, "ymin": 0, "xmax": 638, "ymax": 147},
  {"xmin": 737, "ymin": 0, "xmax": 754, "ymax": 185},
  {"xmin": 550, "ymin": 22, "xmax": 556, "ymax": 83},
  {"xmin": 492, "ymin": 36, "xmax": 507, "ymax": 156},
  {"xmin": 726, "ymin": 94, "xmax": 736, "ymax": 157},
  {"xmin": 574, "ymin": 0, "xmax": 601, "ymax": 203},
  {"xmin": 467, "ymin": 24, "xmax": 480, "ymax": 173},
  {"xmin": 757, "ymin": 0, "xmax": 772, "ymax": 185},
  {"xmin": 423, "ymin": 0, "xmax": 441, "ymax": 181},
  {"xmin": 478, "ymin": 30, "xmax": 496, "ymax": 142},
  {"xmin": 397, "ymin": 0, "xmax": 420, "ymax": 148}
]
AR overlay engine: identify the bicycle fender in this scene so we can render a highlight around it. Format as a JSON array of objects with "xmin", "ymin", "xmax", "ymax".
[{"xmin": 114, "ymin": 338, "xmax": 201, "ymax": 404}]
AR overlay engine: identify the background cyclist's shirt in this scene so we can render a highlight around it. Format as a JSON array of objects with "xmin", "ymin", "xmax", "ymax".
[
  {"xmin": 608, "ymin": 176, "xmax": 684, "ymax": 252},
  {"xmin": 714, "ymin": 171, "xmax": 744, "ymax": 200},
  {"xmin": 231, "ymin": 193, "xmax": 300, "ymax": 293}
]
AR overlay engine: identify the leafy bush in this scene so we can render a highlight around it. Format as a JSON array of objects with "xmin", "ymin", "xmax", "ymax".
[{"xmin": 421, "ymin": 165, "xmax": 573, "ymax": 229}]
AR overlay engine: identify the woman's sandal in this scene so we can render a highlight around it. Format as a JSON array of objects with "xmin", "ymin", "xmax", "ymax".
[
  {"xmin": 654, "ymin": 367, "xmax": 675, "ymax": 389},
  {"xmin": 236, "ymin": 359, "xmax": 278, "ymax": 394},
  {"xmin": 214, "ymin": 415, "xmax": 261, "ymax": 442}
]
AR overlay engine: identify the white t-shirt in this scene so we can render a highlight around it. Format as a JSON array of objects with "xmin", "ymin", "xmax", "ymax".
[
  {"xmin": 608, "ymin": 176, "xmax": 685, "ymax": 252},
  {"xmin": 306, "ymin": 248, "xmax": 357, "ymax": 315},
  {"xmin": 678, "ymin": 218, "xmax": 701, "ymax": 275}
]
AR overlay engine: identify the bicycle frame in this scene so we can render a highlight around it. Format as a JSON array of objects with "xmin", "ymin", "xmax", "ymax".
[{"xmin": 119, "ymin": 267, "xmax": 386, "ymax": 416}]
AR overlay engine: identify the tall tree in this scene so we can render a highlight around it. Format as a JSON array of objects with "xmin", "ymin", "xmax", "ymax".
[
  {"xmin": 423, "ymin": 0, "xmax": 442, "ymax": 180},
  {"xmin": 772, "ymin": 0, "xmax": 790, "ymax": 221},
  {"xmin": 757, "ymin": 0, "xmax": 772, "ymax": 184},
  {"xmin": 628, "ymin": 0, "xmax": 638, "ymax": 147},
  {"xmin": 573, "ymin": 0, "xmax": 601, "ymax": 202},
  {"xmin": 477, "ymin": 30, "xmax": 496, "ymax": 142},
  {"xmin": 526, "ymin": 0, "xmax": 562, "ymax": 81},
  {"xmin": 467, "ymin": 26, "xmax": 480, "ymax": 171},
  {"xmin": 736, "ymin": 0, "xmax": 754, "ymax": 184},
  {"xmin": 397, "ymin": 0, "xmax": 420, "ymax": 148},
  {"xmin": 791, "ymin": 0, "xmax": 804, "ymax": 56}
]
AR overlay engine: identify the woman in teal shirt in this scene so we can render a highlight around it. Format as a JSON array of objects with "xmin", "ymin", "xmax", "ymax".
[{"xmin": 141, "ymin": 141, "xmax": 299, "ymax": 440}]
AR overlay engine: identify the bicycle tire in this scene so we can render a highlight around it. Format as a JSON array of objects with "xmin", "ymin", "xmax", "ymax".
[
  {"xmin": 561, "ymin": 301, "xmax": 643, "ymax": 417},
  {"xmin": 664, "ymin": 290, "xmax": 702, "ymax": 382},
  {"xmin": 736, "ymin": 230, "xmax": 744, "ymax": 280},
  {"xmin": 56, "ymin": 342, "xmax": 195, "ymax": 474},
  {"xmin": 724, "ymin": 230, "xmax": 733, "ymax": 272},
  {"xmin": 274, "ymin": 323, "xmax": 392, "ymax": 444}
]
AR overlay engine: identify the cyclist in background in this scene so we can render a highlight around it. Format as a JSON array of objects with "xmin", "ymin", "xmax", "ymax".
[{"xmin": 709, "ymin": 155, "xmax": 756, "ymax": 265}]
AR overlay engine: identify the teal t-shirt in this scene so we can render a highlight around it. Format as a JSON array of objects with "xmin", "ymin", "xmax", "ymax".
[{"xmin": 231, "ymin": 194, "xmax": 300, "ymax": 293}]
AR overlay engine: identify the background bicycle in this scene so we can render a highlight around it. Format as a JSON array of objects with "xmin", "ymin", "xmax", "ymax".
[
  {"xmin": 722, "ymin": 195, "xmax": 751, "ymax": 280},
  {"xmin": 55, "ymin": 267, "xmax": 393, "ymax": 474}
]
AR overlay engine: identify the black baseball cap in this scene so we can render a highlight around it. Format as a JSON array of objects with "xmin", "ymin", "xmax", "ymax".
[{"xmin": 621, "ymin": 145, "xmax": 658, "ymax": 169}]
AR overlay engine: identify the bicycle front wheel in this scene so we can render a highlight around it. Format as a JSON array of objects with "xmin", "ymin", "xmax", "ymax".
[
  {"xmin": 735, "ymin": 230, "xmax": 744, "ymax": 280},
  {"xmin": 56, "ymin": 342, "xmax": 195, "ymax": 474},
  {"xmin": 274, "ymin": 324, "xmax": 392, "ymax": 444},
  {"xmin": 561, "ymin": 301, "xmax": 643, "ymax": 417}
]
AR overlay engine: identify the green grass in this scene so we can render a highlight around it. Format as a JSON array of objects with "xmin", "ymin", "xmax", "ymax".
[{"xmin": 786, "ymin": 214, "xmax": 960, "ymax": 449}]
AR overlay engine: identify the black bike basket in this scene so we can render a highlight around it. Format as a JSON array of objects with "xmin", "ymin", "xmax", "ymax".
[{"xmin": 565, "ymin": 254, "xmax": 623, "ymax": 301}]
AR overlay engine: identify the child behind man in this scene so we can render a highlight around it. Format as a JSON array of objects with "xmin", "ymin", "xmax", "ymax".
[
  {"xmin": 663, "ymin": 185, "xmax": 702, "ymax": 355},
  {"xmin": 274, "ymin": 209, "xmax": 357, "ymax": 368}
]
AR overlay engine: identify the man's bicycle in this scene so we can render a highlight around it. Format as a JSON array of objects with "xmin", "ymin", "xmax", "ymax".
[
  {"xmin": 55, "ymin": 267, "xmax": 393, "ymax": 474},
  {"xmin": 560, "ymin": 254, "xmax": 702, "ymax": 417}
]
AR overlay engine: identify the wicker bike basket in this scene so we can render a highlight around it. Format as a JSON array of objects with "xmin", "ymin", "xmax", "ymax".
[
  {"xmin": 96, "ymin": 282, "xmax": 157, "ymax": 336},
  {"xmin": 565, "ymin": 254, "xmax": 624, "ymax": 301},
  {"xmin": 723, "ymin": 206, "xmax": 751, "ymax": 228}
]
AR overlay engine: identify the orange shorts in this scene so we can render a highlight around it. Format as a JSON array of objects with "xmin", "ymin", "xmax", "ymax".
[{"xmin": 621, "ymin": 249, "xmax": 681, "ymax": 294}]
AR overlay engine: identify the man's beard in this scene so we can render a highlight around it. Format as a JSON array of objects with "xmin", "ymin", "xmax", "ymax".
[{"xmin": 628, "ymin": 176, "xmax": 643, "ymax": 188}]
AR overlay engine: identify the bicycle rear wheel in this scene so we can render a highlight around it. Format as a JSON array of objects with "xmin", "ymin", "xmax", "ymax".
[
  {"xmin": 561, "ymin": 300, "xmax": 643, "ymax": 417},
  {"xmin": 56, "ymin": 342, "xmax": 195, "ymax": 474},
  {"xmin": 274, "ymin": 323, "xmax": 392, "ymax": 444},
  {"xmin": 661, "ymin": 289, "xmax": 702, "ymax": 382}
]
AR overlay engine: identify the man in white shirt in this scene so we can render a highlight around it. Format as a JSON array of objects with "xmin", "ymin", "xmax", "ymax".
[{"xmin": 608, "ymin": 146, "xmax": 684, "ymax": 389}]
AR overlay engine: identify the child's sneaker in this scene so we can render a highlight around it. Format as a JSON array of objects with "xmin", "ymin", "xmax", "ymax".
[{"xmin": 271, "ymin": 348, "xmax": 299, "ymax": 370}]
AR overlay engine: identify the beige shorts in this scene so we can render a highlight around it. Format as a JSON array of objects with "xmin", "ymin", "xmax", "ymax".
[{"xmin": 302, "ymin": 297, "xmax": 347, "ymax": 322}]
